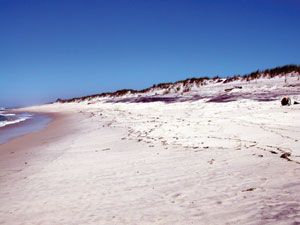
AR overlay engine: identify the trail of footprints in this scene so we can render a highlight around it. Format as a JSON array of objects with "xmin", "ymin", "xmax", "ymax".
[{"xmin": 92, "ymin": 102, "xmax": 299, "ymax": 163}]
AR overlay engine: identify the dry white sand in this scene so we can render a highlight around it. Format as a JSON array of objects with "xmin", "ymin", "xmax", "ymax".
[{"xmin": 1, "ymin": 99, "xmax": 300, "ymax": 225}]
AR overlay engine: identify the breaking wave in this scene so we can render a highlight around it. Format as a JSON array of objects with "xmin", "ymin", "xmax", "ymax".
[{"xmin": 0, "ymin": 109, "xmax": 33, "ymax": 128}]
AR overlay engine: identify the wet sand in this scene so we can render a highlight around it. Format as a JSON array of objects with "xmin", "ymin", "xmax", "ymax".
[{"xmin": 0, "ymin": 112, "xmax": 74, "ymax": 178}]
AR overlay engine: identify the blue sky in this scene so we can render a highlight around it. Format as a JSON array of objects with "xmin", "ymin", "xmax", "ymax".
[{"xmin": 0, "ymin": 0, "xmax": 299, "ymax": 107}]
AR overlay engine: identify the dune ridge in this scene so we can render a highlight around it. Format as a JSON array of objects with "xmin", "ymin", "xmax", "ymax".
[{"xmin": 56, "ymin": 64, "xmax": 300, "ymax": 104}]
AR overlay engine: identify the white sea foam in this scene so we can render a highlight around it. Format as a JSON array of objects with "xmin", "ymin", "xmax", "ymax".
[
  {"xmin": 0, "ymin": 113, "xmax": 16, "ymax": 116},
  {"xmin": 0, "ymin": 112, "xmax": 32, "ymax": 128},
  {"xmin": 0, "ymin": 117, "xmax": 29, "ymax": 128}
]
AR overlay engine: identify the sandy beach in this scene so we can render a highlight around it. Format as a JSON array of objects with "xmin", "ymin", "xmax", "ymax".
[
  {"xmin": 2, "ymin": 0, "xmax": 300, "ymax": 223},
  {"xmin": 0, "ymin": 98, "xmax": 300, "ymax": 225}
]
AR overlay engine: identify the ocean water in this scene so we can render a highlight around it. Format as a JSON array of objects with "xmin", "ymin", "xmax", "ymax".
[
  {"xmin": 0, "ymin": 108, "xmax": 52, "ymax": 144},
  {"xmin": 0, "ymin": 108, "xmax": 33, "ymax": 128}
]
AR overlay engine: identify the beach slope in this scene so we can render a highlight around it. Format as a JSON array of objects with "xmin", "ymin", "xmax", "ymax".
[{"xmin": 0, "ymin": 99, "xmax": 300, "ymax": 224}]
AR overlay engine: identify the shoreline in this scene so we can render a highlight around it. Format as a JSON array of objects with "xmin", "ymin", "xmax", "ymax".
[
  {"xmin": 0, "ymin": 110, "xmax": 74, "ymax": 152},
  {"xmin": 0, "ymin": 111, "xmax": 54, "ymax": 145}
]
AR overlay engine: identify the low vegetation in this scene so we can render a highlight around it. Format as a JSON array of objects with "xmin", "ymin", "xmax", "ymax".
[{"xmin": 56, "ymin": 65, "xmax": 300, "ymax": 103}]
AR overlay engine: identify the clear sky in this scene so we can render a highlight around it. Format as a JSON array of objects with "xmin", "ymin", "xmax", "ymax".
[{"xmin": 0, "ymin": 0, "xmax": 299, "ymax": 107}]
